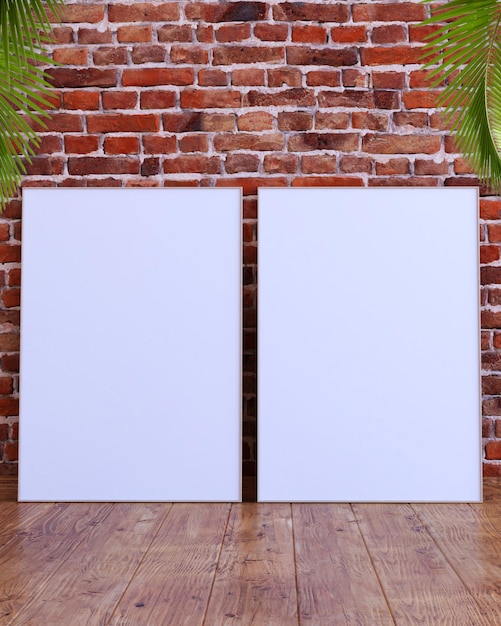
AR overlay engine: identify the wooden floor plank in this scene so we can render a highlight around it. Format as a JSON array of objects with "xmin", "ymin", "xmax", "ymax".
[
  {"xmin": 10, "ymin": 503, "xmax": 170, "ymax": 626},
  {"xmin": 293, "ymin": 503, "xmax": 394, "ymax": 625},
  {"xmin": 0, "ymin": 502, "xmax": 113, "ymax": 625},
  {"xmin": 204, "ymin": 503, "xmax": 298, "ymax": 626},
  {"xmin": 353, "ymin": 503, "xmax": 486, "ymax": 625},
  {"xmin": 108, "ymin": 503, "xmax": 231, "ymax": 626},
  {"xmin": 0, "ymin": 502, "xmax": 52, "ymax": 550},
  {"xmin": 413, "ymin": 498, "xmax": 501, "ymax": 623}
]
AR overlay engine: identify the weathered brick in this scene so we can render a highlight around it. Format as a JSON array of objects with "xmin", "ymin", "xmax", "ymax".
[
  {"xmin": 287, "ymin": 46, "xmax": 357, "ymax": 67},
  {"xmin": 481, "ymin": 245, "xmax": 501, "ymax": 264},
  {"xmin": 122, "ymin": 68, "xmax": 194, "ymax": 86},
  {"xmin": 163, "ymin": 112, "xmax": 235, "ymax": 132},
  {"xmin": 214, "ymin": 46, "xmax": 283, "ymax": 65},
  {"xmin": 268, "ymin": 68, "xmax": 302, "ymax": 87},
  {"xmin": 403, "ymin": 91, "xmax": 441, "ymax": 109},
  {"xmin": 319, "ymin": 90, "xmax": 373, "ymax": 108},
  {"xmin": 163, "ymin": 156, "xmax": 221, "ymax": 174},
  {"xmin": 353, "ymin": 3, "xmax": 426, "ymax": 22},
  {"xmin": 93, "ymin": 46, "xmax": 128, "ymax": 65},
  {"xmin": 140, "ymin": 90, "xmax": 176, "ymax": 109},
  {"xmin": 216, "ymin": 23, "xmax": 251, "ymax": 42},
  {"xmin": 132, "ymin": 46, "xmax": 166, "ymax": 64},
  {"xmin": 394, "ymin": 112, "xmax": 428, "ymax": 128},
  {"xmin": 102, "ymin": 91, "xmax": 138, "ymax": 110},
  {"xmin": 65, "ymin": 135, "xmax": 99, "ymax": 154},
  {"xmin": 87, "ymin": 114, "xmax": 159, "ymax": 133},
  {"xmin": 288, "ymin": 133, "xmax": 359, "ymax": 152},
  {"xmin": 363, "ymin": 134, "xmax": 441, "ymax": 154},
  {"xmin": 59, "ymin": 4, "xmax": 105, "ymax": 23},
  {"xmin": 375, "ymin": 159, "xmax": 411, "ymax": 175},
  {"xmin": 331, "ymin": 25, "xmax": 367, "ymax": 43},
  {"xmin": 244, "ymin": 88, "xmax": 314, "ymax": 107},
  {"xmin": 68, "ymin": 157, "xmax": 140, "ymax": 175},
  {"xmin": 225, "ymin": 154, "xmax": 260, "ymax": 174},
  {"xmin": 142, "ymin": 135, "xmax": 177, "ymax": 154},
  {"xmin": 254, "ymin": 23, "xmax": 288, "ymax": 41},
  {"xmin": 352, "ymin": 112, "xmax": 388, "ymax": 131},
  {"xmin": 340, "ymin": 156, "xmax": 372, "ymax": 174},
  {"xmin": 301, "ymin": 155, "xmax": 337, "ymax": 174},
  {"xmin": 47, "ymin": 68, "xmax": 117, "ymax": 88},
  {"xmin": 315, "ymin": 112, "xmax": 350, "ymax": 130},
  {"xmin": 180, "ymin": 89, "xmax": 241, "ymax": 108},
  {"xmin": 263, "ymin": 154, "xmax": 298, "ymax": 173},
  {"xmin": 158, "ymin": 25, "xmax": 192, "ymax": 43},
  {"xmin": 117, "ymin": 25, "xmax": 152, "ymax": 43},
  {"xmin": 199, "ymin": 69, "xmax": 228, "ymax": 86},
  {"xmin": 292, "ymin": 25, "xmax": 327, "ymax": 44},
  {"xmin": 372, "ymin": 25, "xmax": 407, "ymax": 44},
  {"xmin": 170, "ymin": 45, "xmax": 208, "ymax": 65},
  {"xmin": 214, "ymin": 134, "xmax": 284, "ymax": 151},
  {"xmin": 292, "ymin": 175, "xmax": 364, "ymax": 187},
  {"xmin": 104, "ymin": 136, "xmax": 140, "ymax": 155},
  {"xmin": 277, "ymin": 111, "xmax": 313, "ymax": 131},
  {"xmin": 306, "ymin": 70, "xmax": 341, "ymax": 87},
  {"xmin": 63, "ymin": 91, "xmax": 99, "ymax": 110},
  {"xmin": 216, "ymin": 177, "xmax": 287, "ymax": 195},
  {"xmin": 362, "ymin": 47, "xmax": 424, "ymax": 66},
  {"xmin": 232, "ymin": 69, "xmax": 265, "ymax": 86},
  {"xmin": 108, "ymin": 3, "xmax": 180, "ymax": 22},
  {"xmin": 78, "ymin": 28, "xmax": 112, "ymax": 44},
  {"xmin": 185, "ymin": 2, "xmax": 267, "ymax": 22},
  {"xmin": 273, "ymin": 3, "xmax": 349, "ymax": 22},
  {"xmin": 53, "ymin": 47, "xmax": 88, "ymax": 65},
  {"xmin": 238, "ymin": 112, "xmax": 273, "ymax": 131}
]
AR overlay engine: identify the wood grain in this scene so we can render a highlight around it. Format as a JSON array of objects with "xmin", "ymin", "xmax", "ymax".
[
  {"xmin": 353, "ymin": 503, "xmax": 486, "ymax": 624},
  {"xmin": 293, "ymin": 503, "xmax": 394, "ymax": 624},
  {"xmin": 414, "ymin": 498, "xmax": 501, "ymax": 623},
  {"xmin": 0, "ymin": 502, "xmax": 112, "ymax": 624},
  {"xmin": 204, "ymin": 503, "xmax": 298, "ymax": 625},
  {"xmin": 10, "ymin": 503, "xmax": 170, "ymax": 626},
  {"xmin": 108, "ymin": 503, "xmax": 231, "ymax": 626}
]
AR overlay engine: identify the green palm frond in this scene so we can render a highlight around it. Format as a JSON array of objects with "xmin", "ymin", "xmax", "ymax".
[
  {"xmin": 421, "ymin": 0, "xmax": 501, "ymax": 190},
  {"xmin": 0, "ymin": 0, "xmax": 63, "ymax": 210}
]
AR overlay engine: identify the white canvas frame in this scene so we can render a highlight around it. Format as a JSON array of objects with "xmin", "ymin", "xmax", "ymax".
[
  {"xmin": 19, "ymin": 188, "xmax": 242, "ymax": 502},
  {"xmin": 258, "ymin": 187, "xmax": 481, "ymax": 502}
]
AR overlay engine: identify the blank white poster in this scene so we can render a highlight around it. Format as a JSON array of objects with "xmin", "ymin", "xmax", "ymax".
[
  {"xmin": 19, "ymin": 188, "xmax": 242, "ymax": 501},
  {"xmin": 258, "ymin": 188, "xmax": 481, "ymax": 502}
]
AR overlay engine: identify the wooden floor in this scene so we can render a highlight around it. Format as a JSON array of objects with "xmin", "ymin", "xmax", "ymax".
[{"xmin": 0, "ymin": 478, "xmax": 500, "ymax": 625}]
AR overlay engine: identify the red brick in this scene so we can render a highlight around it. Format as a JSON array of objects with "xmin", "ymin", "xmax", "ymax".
[
  {"xmin": 179, "ymin": 135, "xmax": 209, "ymax": 153},
  {"xmin": 78, "ymin": 28, "xmax": 112, "ymax": 44},
  {"xmin": 394, "ymin": 112, "xmax": 428, "ymax": 128},
  {"xmin": 306, "ymin": 70, "xmax": 341, "ymax": 87},
  {"xmin": 369, "ymin": 177, "xmax": 440, "ymax": 187},
  {"xmin": 4, "ymin": 441, "xmax": 18, "ymax": 461},
  {"xmin": 343, "ymin": 69, "xmax": 366, "ymax": 88},
  {"xmin": 52, "ymin": 27, "xmax": 74, "ymax": 44},
  {"xmin": 414, "ymin": 159, "xmax": 449, "ymax": 176},
  {"xmin": 0, "ymin": 377, "xmax": 12, "ymax": 396},
  {"xmin": 340, "ymin": 156, "xmax": 372, "ymax": 174},
  {"xmin": 196, "ymin": 25, "xmax": 214, "ymax": 43},
  {"xmin": 353, "ymin": 3, "xmax": 426, "ymax": 22},
  {"xmin": 403, "ymin": 91, "xmax": 441, "ymax": 109},
  {"xmin": 108, "ymin": 3, "xmax": 180, "ymax": 22},
  {"xmin": 488, "ymin": 225, "xmax": 501, "ymax": 242},
  {"xmin": 131, "ymin": 46, "xmax": 166, "ymax": 64},
  {"xmin": 288, "ymin": 133, "xmax": 358, "ymax": 152},
  {"xmin": 59, "ymin": 4, "xmax": 105, "ymax": 23},
  {"xmin": 238, "ymin": 112, "xmax": 273, "ymax": 131},
  {"xmin": 0, "ymin": 333, "xmax": 20, "ymax": 351},
  {"xmin": 490, "ymin": 290, "xmax": 501, "ymax": 306},
  {"xmin": 163, "ymin": 112, "xmax": 235, "ymax": 132},
  {"xmin": 198, "ymin": 69, "xmax": 228, "ymax": 87},
  {"xmin": 292, "ymin": 25, "xmax": 327, "ymax": 44},
  {"xmin": 330, "ymin": 26, "xmax": 367, "ymax": 43},
  {"xmin": 302, "ymin": 155, "xmax": 337, "ymax": 174},
  {"xmin": 140, "ymin": 90, "xmax": 176, "ymax": 109},
  {"xmin": 481, "ymin": 199, "xmax": 501, "ymax": 220},
  {"xmin": 292, "ymin": 176, "xmax": 364, "ymax": 187},
  {"xmin": 486, "ymin": 441, "xmax": 501, "ymax": 460},
  {"xmin": 454, "ymin": 158, "xmax": 475, "ymax": 175},
  {"xmin": 170, "ymin": 46, "xmax": 208, "ymax": 65},
  {"xmin": 93, "ymin": 47, "xmax": 128, "ymax": 65},
  {"xmin": 68, "ymin": 157, "xmax": 140, "ymax": 175},
  {"xmin": 363, "ymin": 134, "xmax": 440, "ymax": 154},
  {"xmin": 47, "ymin": 68, "xmax": 117, "ymax": 88},
  {"xmin": 102, "ymin": 91, "xmax": 138, "ymax": 110},
  {"xmin": 1, "ymin": 289, "xmax": 20, "ymax": 308},
  {"xmin": 104, "ymin": 136, "xmax": 140, "ymax": 155},
  {"xmin": 65, "ymin": 135, "xmax": 99, "ymax": 154},
  {"xmin": 273, "ymin": 3, "xmax": 349, "ymax": 22},
  {"xmin": 29, "ymin": 112, "xmax": 83, "ymax": 133},
  {"xmin": 362, "ymin": 47, "xmax": 424, "ymax": 66},
  {"xmin": 122, "ymin": 68, "xmax": 194, "ymax": 86},
  {"xmin": 33, "ymin": 133, "xmax": 63, "ymax": 153},
  {"xmin": 0, "ymin": 224, "xmax": 9, "ymax": 242},
  {"xmin": 496, "ymin": 420, "xmax": 501, "ymax": 438},
  {"xmin": 483, "ymin": 310, "xmax": 501, "ymax": 328},
  {"xmin": 7, "ymin": 269, "xmax": 20, "ymax": 287},
  {"xmin": 214, "ymin": 46, "xmax": 283, "ymax": 65},
  {"xmin": 352, "ymin": 112, "xmax": 388, "ymax": 131},
  {"xmin": 2, "ymin": 354, "xmax": 19, "ymax": 373},
  {"xmin": 268, "ymin": 68, "xmax": 302, "ymax": 87},
  {"xmin": 87, "ymin": 114, "xmax": 159, "ymax": 133},
  {"xmin": 372, "ymin": 25, "xmax": 407, "ymax": 44},
  {"xmin": 481, "ymin": 246, "xmax": 501, "ymax": 264},
  {"xmin": 117, "ymin": 25, "xmax": 152, "ymax": 43},
  {"xmin": 254, "ymin": 23, "xmax": 288, "ymax": 41},
  {"xmin": 319, "ymin": 90, "xmax": 373, "ymax": 108},
  {"xmin": 263, "ymin": 154, "xmax": 298, "ymax": 174},
  {"xmin": 244, "ymin": 88, "xmax": 314, "ymax": 107},
  {"xmin": 483, "ymin": 418, "xmax": 494, "ymax": 438},
  {"xmin": 163, "ymin": 156, "xmax": 220, "ymax": 174},
  {"xmin": 214, "ymin": 134, "xmax": 284, "ymax": 151},
  {"xmin": 376, "ymin": 159, "xmax": 410, "ymax": 175},
  {"xmin": 372, "ymin": 72, "xmax": 406, "ymax": 90},
  {"xmin": 278, "ymin": 112, "xmax": 313, "ymax": 131},
  {"xmin": 232, "ymin": 69, "xmax": 265, "ymax": 86},
  {"xmin": 142, "ymin": 135, "xmax": 177, "ymax": 154},
  {"xmin": 53, "ymin": 47, "xmax": 88, "ymax": 65},
  {"xmin": 140, "ymin": 158, "xmax": 160, "ymax": 177},
  {"xmin": 23, "ymin": 157, "xmax": 64, "ymax": 176},
  {"xmin": 484, "ymin": 398, "xmax": 501, "ymax": 416},
  {"xmin": 483, "ymin": 463, "xmax": 501, "ymax": 477},
  {"xmin": 0, "ymin": 246, "xmax": 21, "ymax": 263},
  {"xmin": 63, "ymin": 91, "xmax": 99, "ymax": 110},
  {"xmin": 225, "ymin": 154, "xmax": 260, "ymax": 174},
  {"xmin": 287, "ymin": 46, "xmax": 357, "ymax": 67},
  {"xmin": 185, "ymin": 2, "xmax": 267, "ymax": 22},
  {"xmin": 216, "ymin": 23, "xmax": 251, "ymax": 42},
  {"xmin": 410, "ymin": 70, "xmax": 444, "ymax": 88},
  {"xmin": 374, "ymin": 91, "xmax": 400, "ymax": 109},
  {"xmin": 181, "ymin": 89, "xmax": 240, "ymax": 109},
  {"xmin": 158, "ymin": 25, "xmax": 192, "ymax": 43}
]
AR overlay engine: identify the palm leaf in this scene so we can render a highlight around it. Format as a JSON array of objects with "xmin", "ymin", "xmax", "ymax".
[
  {"xmin": 0, "ymin": 0, "xmax": 63, "ymax": 209},
  {"xmin": 421, "ymin": 0, "xmax": 501, "ymax": 189}
]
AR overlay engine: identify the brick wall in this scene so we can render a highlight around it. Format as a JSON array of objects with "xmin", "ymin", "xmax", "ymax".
[{"xmin": 1, "ymin": 0, "xmax": 500, "ymax": 478}]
